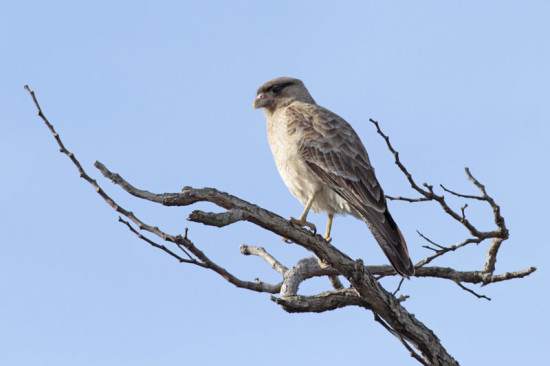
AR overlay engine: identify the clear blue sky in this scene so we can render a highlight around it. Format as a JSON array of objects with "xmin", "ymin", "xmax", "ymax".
[{"xmin": 2, "ymin": 1, "xmax": 548, "ymax": 365}]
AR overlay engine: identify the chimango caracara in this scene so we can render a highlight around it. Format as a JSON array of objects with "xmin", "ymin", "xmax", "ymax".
[{"xmin": 254, "ymin": 77, "xmax": 414, "ymax": 277}]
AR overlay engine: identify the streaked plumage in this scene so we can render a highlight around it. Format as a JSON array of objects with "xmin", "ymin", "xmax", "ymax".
[{"xmin": 254, "ymin": 77, "xmax": 414, "ymax": 277}]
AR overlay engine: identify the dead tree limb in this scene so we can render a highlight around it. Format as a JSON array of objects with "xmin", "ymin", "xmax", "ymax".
[{"xmin": 26, "ymin": 85, "xmax": 536, "ymax": 366}]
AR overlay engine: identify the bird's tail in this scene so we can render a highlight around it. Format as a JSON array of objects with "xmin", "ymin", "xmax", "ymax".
[{"xmin": 364, "ymin": 211, "xmax": 415, "ymax": 278}]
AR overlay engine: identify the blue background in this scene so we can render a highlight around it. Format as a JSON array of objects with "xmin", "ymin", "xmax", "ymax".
[{"xmin": 2, "ymin": 1, "xmax": 548, "ymax": 365}]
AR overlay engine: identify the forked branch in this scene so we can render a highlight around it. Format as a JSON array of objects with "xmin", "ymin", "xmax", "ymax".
[{"xmin": 27, "ymin": 85, "xmax": 536, "ymax": 366}]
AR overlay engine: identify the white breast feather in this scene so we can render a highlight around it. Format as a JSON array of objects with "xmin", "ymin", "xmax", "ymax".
[{"xmin": 266, "ymin": 108, "xmax": 356, "ymax": 216}]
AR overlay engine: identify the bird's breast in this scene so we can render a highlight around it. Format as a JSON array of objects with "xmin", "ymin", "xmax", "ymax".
[
  {"xmin": 266, "ymin": 113, "xmax": 322, "ymax": 206},
  {"xmin": 266, "ymin": 109, "xmax": 357, "ymax": 216}
]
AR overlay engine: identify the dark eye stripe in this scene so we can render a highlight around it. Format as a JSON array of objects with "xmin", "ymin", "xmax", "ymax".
[{"xmin": 268, "ymin": 82, "xmax": 293, "ymax": 93}]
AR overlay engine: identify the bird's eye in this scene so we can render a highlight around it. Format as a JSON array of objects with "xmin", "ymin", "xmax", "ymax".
[{"xmin": 271, "ymin": 85, "xmax": 282, "ymax": 94}]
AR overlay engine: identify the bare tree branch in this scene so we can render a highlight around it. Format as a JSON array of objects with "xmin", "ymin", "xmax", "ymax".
[
  {"xmin": 454, "ymin": 281, "xmax": 491, "ymax": 301},
  {"xmin": 94, "ymin": 165, "xmax": 535, "ymax": 288},
  {"xmin": 368, "ymin": 118, "xmax": 517, "ymax": 281},
  {"xmin": 374, "ymin": 314, "xmax": 430, "ymax": 366},
  {"xmin": 328, "ymin": 273, "xmax": 345, "ymax": 290},
  {"xmin": 370, "ymin": 119, "xmax": 507, "ymax": 238},
  {"xmin": 369, "ymin": 118, "xmax": 431, "ymax": 198},
  {"xmin": 417, "ymin": 230, "xmax": 447, "ymax": 250},
  {"xmin": 393, "ymin": 277, "xmax": 405, "ymax": 296},
  {"xmin": 386, "ymin": 195, "xmax": 432, "ymax": 203},
  {"xmin": 188, "ymin": 209, "xmax": 247, "ymax": 227},
  {"xmin": 271, "ymin": 288, "xmax": 369, "ymax": 313},
  {"xmin": 440, "ymin": 184, "xmax": 484, "ymax": 201},
  {"xmin": 416, "ymin": 237, "xmax": 482, "ymax": 268},
  {"xmin": 27, "ymin": 85, "xmax": 537, "ymax": 366},
  {"xmin": 119, "ymin": 216, "xmax": 198, "ymax": 264},
  {"xmin": 240, "ymin": 244, "xmax": 288, "ymax": 275},
  {"xmin": 280, "ymin": 257, "xmax": 326, "ymax": 297}
]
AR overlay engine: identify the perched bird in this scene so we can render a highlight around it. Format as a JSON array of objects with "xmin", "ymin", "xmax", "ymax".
[{"xmin": 253, "ymin": 77, "xmax": 415, "ymax": 277}]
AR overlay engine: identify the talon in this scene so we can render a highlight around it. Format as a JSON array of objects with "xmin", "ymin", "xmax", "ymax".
[
  {"xmin": 282, "ymin": 237, "xmax": 294, "ymax": 244},
  {"xmin": 289, "ymin": 216, "xmax": 317, "ymax": 235},
  {"xmin": 317, "ymin": 257, "xmax": 328, "ymax": 268},
  {"xmin": 324, "ymin": 236, "xmax": 332, "ymax": 243}
]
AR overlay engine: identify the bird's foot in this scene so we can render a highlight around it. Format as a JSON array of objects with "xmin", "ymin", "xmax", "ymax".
[
  {"xmin": 317, "ymin": 257, "xmax": 327, "ymax": 268},
  {"xmin": 282, "ymin": 217, "xmax": 317, "ymax": 243},
  {"xmin": 324, "ymin": 235, "xmax": 332, "ymax": 243},
  {"xmin": 289, "ymin": 217, "xmax": 317, "ymax": 235}
]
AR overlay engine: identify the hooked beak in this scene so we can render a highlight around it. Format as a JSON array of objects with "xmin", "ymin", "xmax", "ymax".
[{"xmin": 253, "ymin": 93, "xmax": 272, "ymax": 110}]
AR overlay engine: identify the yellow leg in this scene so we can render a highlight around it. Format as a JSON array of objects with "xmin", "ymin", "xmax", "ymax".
[
  {"xmin": 317, "ymin": 214, "xmax": 334, "ymax": 267},
  {"xmin": 297, "ymin": 193, "xmax": 316, "ymax": 222},
  {"xmin": 283, "ymin": 192, "xmax": 318, "ymax": 243},
  {"xmin": 289, "ymin": 192, "xmax": 317, "ymax": 233},
  {"xmin": 324, "ymin": 214, "xmax": 333, "ymax": 243}
]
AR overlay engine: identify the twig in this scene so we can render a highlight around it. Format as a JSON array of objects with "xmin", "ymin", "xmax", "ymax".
[
  {"xmin": 440, "ymin": 184, "xmax": 484, "ymax": 201},
  {"xmin": 369, "ymin": 119, "xmax": 430, "ymax": 198},
  {"xmin": 417, "ymin": 231, "xmax": 447, "ymax": 250},
  {"xmin": 455, "ymin": 281, "xmax": 491, "ymax": 301},
  {"xmin": 370, "ymin": 119, "xmax": 502, "ymax": 239},
  {"xmin": 461, "ymin": 203, "xmax": 468, "ymax": 222},
  {"xmin": 393, "ymin": 277, "xmax": 405, "ymax": 296},
  {"xmin": 386, "ymin": 195, "xmax": 431, "ymax": 203},
  {"xmin": 373, "ymin": 314, "xmax": 429, "ymax": 366},
  {"xmin": 416, "ymin": 237, "xmax": 482, "ymax": 268},
  {"xmin": 240, "ymin": 244, "xmax": 288, "ymax": 275},
  {"xmin": 119, "ymin": 217, "xmax": 198, "ymax": 264}
]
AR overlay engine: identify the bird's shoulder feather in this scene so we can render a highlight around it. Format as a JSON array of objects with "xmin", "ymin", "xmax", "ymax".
[
  {"xmin": 284, "ymin": 102, "xmax": 385, "ymax": 212},
  {"xmin": 283, "ymin": 102, "xmax": 413, "ymax": 277}
]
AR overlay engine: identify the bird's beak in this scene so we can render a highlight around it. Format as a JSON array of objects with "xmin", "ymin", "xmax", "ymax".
[{"xmin": 253, "ymin": 94, "xmax": 270, "ymax": 110}]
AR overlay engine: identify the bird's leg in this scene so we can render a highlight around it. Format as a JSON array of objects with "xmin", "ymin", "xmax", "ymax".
[
  {"xmin": 324, "ymin": 214, "xmax": 333, "ymax": 243},
  {"xmin": 283, "ymin": 193, "xmax": 318, "ymax": 243},
  {"xmin": 289, "ymin": 193, "xmax": 317, "ymax": 233},
  {"xmin": 316, "ymin": 214, "xmax": 334, "ymax": 267}
]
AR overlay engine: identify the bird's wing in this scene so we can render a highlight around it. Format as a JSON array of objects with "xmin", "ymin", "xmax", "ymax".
[{"xmin": 285, "ymin": 102, "xmax": 414, "ymax": 276}]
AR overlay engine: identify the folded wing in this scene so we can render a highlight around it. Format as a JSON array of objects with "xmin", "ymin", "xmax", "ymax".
[{"xmin": 286, "ymin": 103, "xmax": 415, "ymax": 277}]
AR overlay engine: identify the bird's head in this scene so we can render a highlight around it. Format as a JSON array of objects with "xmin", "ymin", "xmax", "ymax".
[{"xmin": 254, "ymin": 77, "xmax": 315, "ymax": 113}]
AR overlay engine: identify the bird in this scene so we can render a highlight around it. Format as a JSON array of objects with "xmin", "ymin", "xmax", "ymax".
[{"xmin": 253, "ymin": 77, "xmax": 415, "ymax": 277}]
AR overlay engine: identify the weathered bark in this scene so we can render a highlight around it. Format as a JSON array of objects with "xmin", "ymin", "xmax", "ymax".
[{"xmin": 25, "ymin": 85, "xmax": 536, "ymax": 365}]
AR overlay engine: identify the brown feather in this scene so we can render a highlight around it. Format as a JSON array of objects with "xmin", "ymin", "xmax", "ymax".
[{"xmin": 286, "ymin": 103, "xmax": 415, "ymax": 277}]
